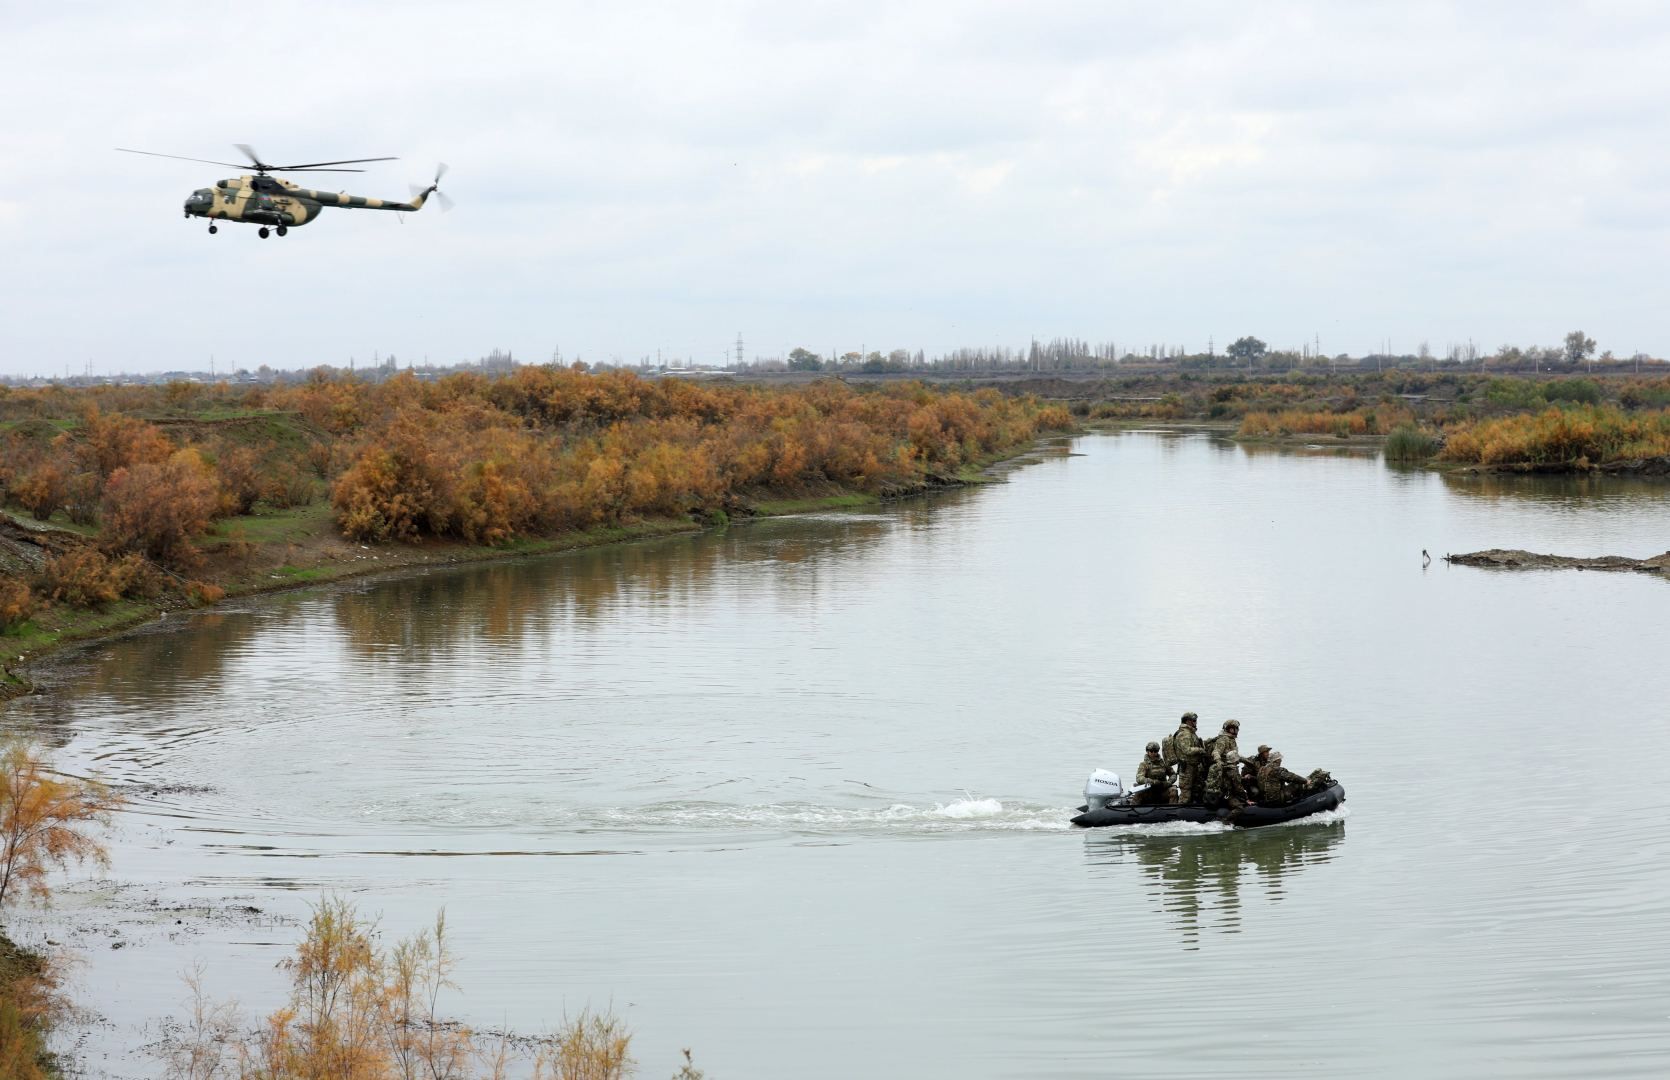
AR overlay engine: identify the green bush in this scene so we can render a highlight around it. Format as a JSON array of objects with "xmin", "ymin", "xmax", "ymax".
[
  {"xmin": 1544, "ymin": 379, "xmax": 1601, "ymax": 405},
  {"xmin": 1384, "ymin": 424, "xmax": 1439, "ymax": 462},
  {"xmin": 1484, "ymin": 378, "xmax": 1544, "ymax": 409}
]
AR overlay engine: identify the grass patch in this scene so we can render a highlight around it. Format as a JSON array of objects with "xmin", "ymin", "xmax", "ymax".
[
  {"xmin": 1, "ymin": 600, "xmax": 154, "ymax": 659},
  {"xmin": 209, "ymin": 501, "xmax": 332, "ymax": 545},
  {"xmin": 1384, "ymin": 424, "xmax": 1440, "ymax": 462},
  {"xmin": 273, "ymin": 565, "xmax": 330, "ymax": 581}
]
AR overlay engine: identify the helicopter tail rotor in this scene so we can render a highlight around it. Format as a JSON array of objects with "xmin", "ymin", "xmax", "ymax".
[{"xmin": 409, "ymin": 163, "xmax": 453, "ymax": 212}]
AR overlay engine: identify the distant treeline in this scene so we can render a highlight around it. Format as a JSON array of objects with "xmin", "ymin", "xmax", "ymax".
[{"xmin": 9, "ymin": 330, "xmax": 1664, "ymax": 389}]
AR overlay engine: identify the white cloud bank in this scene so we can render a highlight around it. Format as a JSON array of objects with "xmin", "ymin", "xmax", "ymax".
[{"xmin": 2, "ymin": 0, "xmax": 1667, "ymax": 374}]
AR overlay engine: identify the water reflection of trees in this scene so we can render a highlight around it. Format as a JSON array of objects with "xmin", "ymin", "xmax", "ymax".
[
  {"xmin": 327, "ymin": 514, "xmax": 894, "ymax": 658},
  {"xmin": 36, "ymin": 608, "xmax": 267, "ymax": 718},
  {"xmin": 1438, "ymin": 470, "xmax": 1668, "ymax": 507},
  {"xmin": 1234, "ymin": 440, "xmax": 1377, "ymax": 463},
  {"xmin": 1084, "ymin": 823, "xmax": 1345, "ymax": 950}
]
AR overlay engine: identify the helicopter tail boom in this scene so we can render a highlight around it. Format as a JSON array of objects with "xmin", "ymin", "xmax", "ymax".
[
  {"xmin": 290, "ymin": 164, "xmax": 448, "ymax": 215},
  {"xmin": 287, "ymin": 187, "xmax": 425, "ymax": 212}
]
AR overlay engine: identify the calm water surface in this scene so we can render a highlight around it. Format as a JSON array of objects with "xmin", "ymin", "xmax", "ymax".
[{"xmin": 8, "ymin": 431, "xmax": 1670, "ymax": 1078}]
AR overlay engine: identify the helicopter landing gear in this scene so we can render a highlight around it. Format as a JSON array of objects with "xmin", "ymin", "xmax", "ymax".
[
  {"xmin": 258, "ymin": 227, "xmax": 270, "ymax": 239},
  {"xmin": 207, "ymin": 224, "xmax": 218, "ymax": 235},
  {"xmin": 276, "ymin": 225, "xmax": 287, "ymax": 237}
]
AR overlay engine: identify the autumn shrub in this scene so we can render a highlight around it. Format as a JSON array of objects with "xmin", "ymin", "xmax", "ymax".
[
  {"xmin": 42, "ymin": 549, "xmax": 154, "ymax": 608},
  {"xmin": 1239, "ymin": 406, "xmax": 1413, "ymax": 438},
  {"xmin": 0, "ymin": 738, "xmax": 117, "ymax": 909},
  {"xmin": 0, "ymin": 931, "xmax": 61, "ymax": 1080},
  {"xmin": 534, "ymin": 1009, "xmax": 635, "ymax": 1080},
  {"xmin": 11, "ymin": 464, "xmax": 66, "ymax": 522},
  {"xmin": 102, "ymin": 448, "xmax": 220, "ymax": 567},
  {"xmin": 212, "ymin": 443, "xmax": 264, "ymax": 516},
  {"xmin": 263, "ymin": 461, "xmax": 318, "ymax": 508},
  {"xmin": 322, "ymin": 376, "xmax": 1067, "ymax": 543},
  {"xmin": 0, "ymin": 997, "xmax": 50, "ymax": 1080},
  {"xmin": 305, "ymin": 439, "xmax": 335, "ymax": 479},
  {"xmin": 1440, "ymin": 406, "xmax": 1670, "ymax": 465},
  {"xmin": 185, "ymin": 581, "xmax": 225, "ymax": 606},
  {"xmin": 0, "ymin": 581, "xmax": 33, "ymax": 632},
  {"xmin": 79, "ymin": 407, "xmax": 173, "ymax": 479}
]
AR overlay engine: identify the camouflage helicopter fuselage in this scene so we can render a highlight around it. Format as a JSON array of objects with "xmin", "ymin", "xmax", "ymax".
[{"xmin": 183, "ymin": 173, "xmax": 432, "ymax": 229}]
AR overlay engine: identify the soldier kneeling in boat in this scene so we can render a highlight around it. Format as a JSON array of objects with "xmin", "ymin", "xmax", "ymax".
[
  {"xmin": 1241, "ymin": 744, "xmax": 1271, "ymax": 798},
  {"xmin": 1256, "ymin": 751, "xmax": 1308, "ymax": 807},
  {"xmin": 1132, "ymin": 742, "xmax": 1174, "ymax": 805}
]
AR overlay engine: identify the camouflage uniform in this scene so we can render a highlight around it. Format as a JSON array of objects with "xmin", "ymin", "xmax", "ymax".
[
  {"xmin": 1212, "ymin": 723, "xmax": 1241, "ymax": 768},
  {"xmin": 1133, "ymin": 752, "xmax": 1173, "ymax": 806},
  {"xmin": 1171, "ymin": 720, "xmax": 1207, "ymax": 804},
  {"xmin": 1205, "ymin": 752, "xmax": 1248, "ymax": 811},
  {"xmin": 1257, "ymin": 762, "xmax": 1308, "ymax": 806}
]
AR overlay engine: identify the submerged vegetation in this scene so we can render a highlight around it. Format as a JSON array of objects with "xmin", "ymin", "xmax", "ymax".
[{"xmin": 162, "ymin": 896, "xmax": 685, "ymax": 1080}]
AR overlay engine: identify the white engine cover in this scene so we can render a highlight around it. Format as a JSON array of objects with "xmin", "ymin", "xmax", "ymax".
[{"xmin": 1084, "ymin": 769, "xmax": 1124, "ymax": 812}]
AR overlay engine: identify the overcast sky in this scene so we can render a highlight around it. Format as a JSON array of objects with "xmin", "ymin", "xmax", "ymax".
[{"xmin": 2, "ymin": 1, "xmax": 1667, "ymax": 376}]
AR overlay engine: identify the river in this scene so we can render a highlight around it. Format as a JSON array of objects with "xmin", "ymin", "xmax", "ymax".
[{"xmin": 8, "ymin": 429, "xmax": 1670, "ymax": 1077}]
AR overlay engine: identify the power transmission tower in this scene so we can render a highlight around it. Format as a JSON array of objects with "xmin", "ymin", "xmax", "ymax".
[{"xmin": 735, "ymin": 332, "xmax": 744, "ymax": 369}]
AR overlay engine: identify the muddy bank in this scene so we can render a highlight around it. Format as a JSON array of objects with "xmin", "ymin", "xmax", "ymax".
[{"xmin": 1445, "ymin": 548, "xmax": 1670, "ymax": 576}]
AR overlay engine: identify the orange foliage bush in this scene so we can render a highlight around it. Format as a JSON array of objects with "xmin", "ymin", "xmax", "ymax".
[
  {"xmin": 1440, "ymin": 406, "xmax": 1670, "ymax": 465},
  {"xmin": 79, "ymin": 407, "xmax": 173, "ymax": 479},
  {"xmin": 211, "ymin": 444, "xmax": 264, "ymax": 516},
  {"xmin": 0, "ymin": 579, "xmax": 33, "ymax": 631},
  {"xmin": 11, "ymin": 464, "xmax": 66, "ymax": 522},
  {"xmin": 1239, "ymin": 406, "xmax": 1414, "ymax": 438},
  {"xmin": 262, "ymin": 462, "xmax": 317, "ymax": 508},
  {"xmin": 38, "ymin": 550, "xmax": 150, "ymax": 608},
  {"xmin": 330, "ymin": 376, "xmax": 1071, "ymax": 544},
  {"xmin": 102, "ymin": 449, "xmax": 219, "ymax": 567}
]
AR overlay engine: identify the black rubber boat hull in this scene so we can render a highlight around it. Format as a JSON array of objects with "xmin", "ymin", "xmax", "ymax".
[{"xmin": 1070, "ymin": 782, "xmax": 1345, "ymax": 829}]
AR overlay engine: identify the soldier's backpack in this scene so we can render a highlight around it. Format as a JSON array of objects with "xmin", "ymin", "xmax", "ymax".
[
  {"xmin": 1160, "ymin": 732, "xmax": 1178, "ymax": 765},
  {"xmin": 1200, "ymin": 734, "xmax": 1219, "ymax": 761}
]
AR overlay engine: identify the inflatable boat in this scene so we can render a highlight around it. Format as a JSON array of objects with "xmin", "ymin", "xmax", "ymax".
[{"xmin": 1070, "ymin": 768, "xmax": 1345, "ymax": 829}]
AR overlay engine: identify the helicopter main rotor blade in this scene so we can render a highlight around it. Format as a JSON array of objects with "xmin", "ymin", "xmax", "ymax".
[
  {"xmin": 116, "ymin": 147, "xmax": 248, "ymax": 169},
  {"xmin": 234, "ymin": 143, "xmax": 270, "ymax": 171},
  {"xmin": 280, "ymin": 167, "xmax": 369, "ymax": 173},
  {"xmin": 270, "ymin": 156, "xmax": 398, "ymax": 170}
]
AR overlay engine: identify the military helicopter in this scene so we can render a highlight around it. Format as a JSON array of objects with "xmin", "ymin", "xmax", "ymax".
[{"xmin": 116, "ymin": 144, "xmax": 451, "ymax": 237}]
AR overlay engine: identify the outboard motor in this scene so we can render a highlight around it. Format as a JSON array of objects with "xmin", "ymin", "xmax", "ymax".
[{"xmin": 1084, "ymin": 769, "xmax": 1125, "ymax": 813}]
